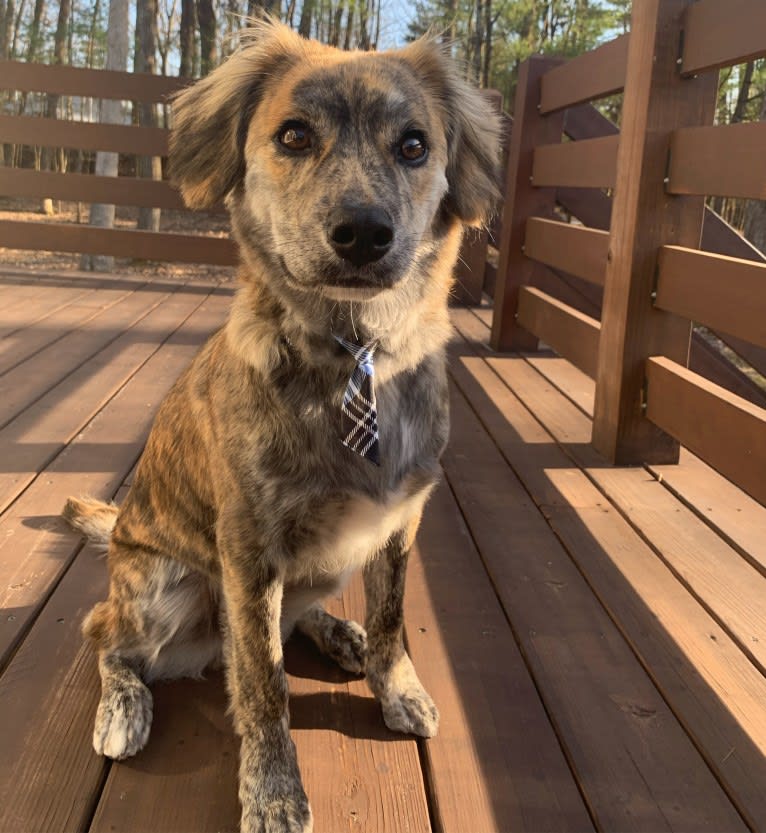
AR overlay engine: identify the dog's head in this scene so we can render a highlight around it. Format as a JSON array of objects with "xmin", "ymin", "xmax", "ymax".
[{"xmin": 170, "ymin": 20, "xmax": 501, "ymax": 306}]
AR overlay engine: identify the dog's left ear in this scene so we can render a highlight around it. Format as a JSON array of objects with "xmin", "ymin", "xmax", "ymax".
[
  {"xmin": 170, "ymin": 19, "xmax": 303, "ymax": 209},
  {"xmin": 399, "ymin": 39, "xmax": 502, "ymax": 227}
]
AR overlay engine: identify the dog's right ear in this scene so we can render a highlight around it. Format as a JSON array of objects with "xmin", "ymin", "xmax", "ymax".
[{"xmin": 170, "ymin": 19, "xmax": 303, "ymax": 210}]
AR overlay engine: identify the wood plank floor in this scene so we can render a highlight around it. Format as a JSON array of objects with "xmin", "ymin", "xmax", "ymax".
[{"xmin": 1, "ymin": 271, "xmax": 764, "ymax": 833}]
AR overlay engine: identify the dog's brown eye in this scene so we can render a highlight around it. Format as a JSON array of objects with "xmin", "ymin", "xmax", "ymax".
[
  {"xmin": 278, "ymin": 122, "xmax": 313, "ymax": 152},
  {"xmin": 398, "ymin": 131, "xmax": 428, "ymax": 165}
]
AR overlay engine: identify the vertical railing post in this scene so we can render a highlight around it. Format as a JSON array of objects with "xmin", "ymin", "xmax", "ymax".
[
  {"xmin": 591, "ymin": 0, "xmax": 717, "ymax": 463},
  {"xmin": 453, "ymin": 89, "xmax": 503, "ymax": 306},
  {"xmin": 490, "ymin": 56, "xmax": 564, "ymax": 351}
]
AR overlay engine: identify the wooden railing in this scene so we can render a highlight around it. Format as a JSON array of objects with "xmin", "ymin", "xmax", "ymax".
[
  {"xmin": 490, "ymin": 0, "xmax": 766, "ymax": 505},
  {"xmin": 0, "ymin": 60, "xmax": 238, "ymax": 265}
]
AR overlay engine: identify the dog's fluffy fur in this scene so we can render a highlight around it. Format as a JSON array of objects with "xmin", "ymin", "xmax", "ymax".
[{"xmin": 64, "ymin": 20, "xmax": 500, "ymax": 833}]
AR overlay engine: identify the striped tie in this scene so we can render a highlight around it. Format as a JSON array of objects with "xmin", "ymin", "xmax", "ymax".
[{"xmin": 334, "ymin": 335, "xmax": 380, "ymax": 465}]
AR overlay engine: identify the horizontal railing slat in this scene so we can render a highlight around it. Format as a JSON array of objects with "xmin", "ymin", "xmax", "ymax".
[
  {"xmin": 668, "ymin": 123, "xmax": 766, "ymax": 200},
  {"xmin": 655, "ymin": 246, "xmax": 766, "ymax": 349},
  {"xmin": 0, "ymin": 114, "xmax": 169, "ymax": 156},
  {"xmin": 681, "ymin": 0, "xmax": 766, "ymax": 75},
  {"xmin": 539, "ymin": 34, "xmax": 629, "ymax": 115},
  {"xmin": 524, "ymin": 217, "xmax": 608, "ymax": 285},
  {"xmin": 0, "ymin": 59, "xmax": 189, "ymax": 102},
  {"xmin": 517, "ymin": 285, "xmax": 601, "ymax": 379},
  {"xmin": 646, "ymin": 356, "xmax": 766, "ymax": 507},
  {"xmin": 0, "ymin": 166, "xmax": 187, "ymax": 209},
  {"xmin": 532, "ymin": 135, "xmax": 618, "ymax": 189},
  {"xmin": 0, "ymin": 219, "xmax": 238, "ymax": 265}
]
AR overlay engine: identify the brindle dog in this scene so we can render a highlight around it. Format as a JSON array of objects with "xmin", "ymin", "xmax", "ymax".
[{"xmin": 64, "ymin": 19, "xmax": 500, "ymax": 833}]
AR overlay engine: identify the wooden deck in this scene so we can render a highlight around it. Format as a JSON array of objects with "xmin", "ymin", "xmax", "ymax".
[{"xmin": 1, "ymin": 268, "xmax": 765, "ymax": 833}]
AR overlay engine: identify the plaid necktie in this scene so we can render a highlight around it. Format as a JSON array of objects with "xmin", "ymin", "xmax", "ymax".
[{"xmin": 334, "ymin": 335, "xmax": 380, "ymax": 465}]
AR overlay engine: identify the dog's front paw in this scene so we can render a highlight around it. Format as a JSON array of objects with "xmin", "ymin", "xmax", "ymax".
[
  {"xmin": 326, "ymin": 618, "xmax": 367, "ymax": 675},
  {"xmin": 241, "ymin": 796, "xmax": 313, "ymax": 833},
  {"xmin": 93, "ymin": 679, "xmax": 153, "ymax": 760},
  {"xmin": 371, "ymin": 653, "xmax": 439, "ymax": 738},
  {"xmin": 382, "ymin": 684, "xmax": 440, "ymax": 738}
]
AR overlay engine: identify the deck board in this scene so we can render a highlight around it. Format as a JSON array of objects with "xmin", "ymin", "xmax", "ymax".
[{"xmin": 1, "ymin": 269, "xmax": 764, "ymax": 832}]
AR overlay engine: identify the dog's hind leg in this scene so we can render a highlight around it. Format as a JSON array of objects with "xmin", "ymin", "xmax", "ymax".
[{"xmin": 294, "ymin": 603, "xmax": 367, "ymax": 675}]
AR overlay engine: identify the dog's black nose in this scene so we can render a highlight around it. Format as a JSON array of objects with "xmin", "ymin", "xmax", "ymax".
[{"xmin": 327, "ymin": 206, "xmax": 394, "ymax": 268}]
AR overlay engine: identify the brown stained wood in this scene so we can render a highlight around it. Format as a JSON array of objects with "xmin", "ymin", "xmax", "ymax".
[
  {"xmin": 539, "ymin": 34, "xmax": 629, "ymax": 114},
  {"xmin": 681, "ymin": 0, "xmax": 766, "ymax": 74},
  {"xmin": 525, "ymin": 217, "xmax": 608, "ymax": 285},
  {"xmin": 0, "ymin": 280, "xmax": 144, "ymax": 373},
  {"xmin": 407, "ymin": 481, "xmax": 593, "ymax": 833},
  {"xmin": 491, "ymin": 56, "xmax": 565, "ymax": 352},
  {"xmin": 689, "ymin": 333, "xmax": 766, "ymax": 410},
  {"xmin": 0, "ymin": 285, "xmax": 174, "ymax": 426},
  {"xmin": 453, "ymin": 91, "xmax": 503, "ymax": 307},
  {"xmin": 559, "ymin": 103, "xmax": 766, "ymax": 385},
  {"xmin": 532, "ymin": 135, "xmax": 618, "ymax": 189},
  {"xmin": 0, "ymin": 284, "xmax": 213, "ymax": 515},
  {"xmin": 0, "ymin": 281, "xmax": 95, "ymax": 340},
  {"xmin": 443, "ymin": 358, "xmax": 745, "ymax": 832},
  {"xmin": 89, "ymin": 673, "xmax": 240, "ymax": 833},
  {"xmin": 0, "ymin": 114, "xmax": 169, "ymax": 156},
  {"xmin": 0, "ymin": 219, "xmax": 238, "ymax": 265},
  {"xmin": 0, "ymin": 292, "xmax": 230, "ymax": 665},
  {"xmin": 517, "ymin": 286, "xmax": 600, "ymax": 379},
  {"xmin": 668, "ymin": 123, "xmax": 766, "ymax": 200},
  {"xmin": 645, "ymin": 356, "xmax": 766, "ymax": 506},
  {"xmin": 523, "ymin": 353, "xmax": 596, "ymax": 417},
  {"xmin": 456, "ymin": 346, "xmax": 766, "ymax": 829},
  {"xmin": 655, "ymin": 246, "xmax": 766, "ymax": 347},
  {"xmin": 0, "ymin": 166, "xmax": 188, "ymax": 210},
  {"xmin": 592, "ymin": 0, "xmax": 718, "ymax": 465},
  {"xmin": 587, "ymin": 466, "xmax": 766, "ymax": 677},
  {"xmin": 649, "ymin": 450, "xmax": 766, "ymax": 577},
  {"xmin": 0, "ymin": 545, "xmax": 109, "ymax": 833},
  {"xmin": 0, "ymin": 58, "xmax": 188, "ymax": 102},
  {"xmin": 291, "ymin": 579, "xmax": 431, "ymax": 833},
  {"xmin": 454, "ymin": 227, "xmax": 490, "ymax": 306},
  {"xmin": 91, "ymin": 574, "xmax": 427, "ymax": 833}
]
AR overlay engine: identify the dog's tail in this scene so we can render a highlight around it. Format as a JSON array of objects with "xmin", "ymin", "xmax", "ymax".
[{"xmin": 62, "ymin": 496, "xmax": 119, "ymax": 549}]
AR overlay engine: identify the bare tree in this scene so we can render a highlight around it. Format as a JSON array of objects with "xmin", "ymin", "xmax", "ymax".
[
  {"xmin": 743, "ymin": 92, "xmax": 766, "ymax": 254},
  {"xmin": 197, "ymin": 0, "xmax": 216, "ymax": 74},
  {"xmin": 81, "ymin": 0, "xmax": 129, "ymax": 271},
  {"xmin": 135, "ymin": 0, "xmax": 162, "ymax": 231},
  {"xmin": 40, "ymin": 0, "xmax": 72, "ymax": 214},
  {"xmin": 179, "ymin": 0, "xmax": 195, "ymax": 76}
]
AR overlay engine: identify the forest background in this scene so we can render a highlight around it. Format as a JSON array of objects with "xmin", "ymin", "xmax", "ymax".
[{"xmin": 0, "ymin": 0, "xmax": 764, "ymax": 251}]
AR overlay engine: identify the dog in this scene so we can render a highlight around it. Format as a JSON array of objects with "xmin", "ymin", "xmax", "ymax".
[{"xmin": 64, "ymin": 19, "xmax": 500, "ymax": 833}]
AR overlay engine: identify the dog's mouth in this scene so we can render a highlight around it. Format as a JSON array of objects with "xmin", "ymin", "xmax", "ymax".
[{"xmin": 278, "ymin": 256, "xmax": 400, "ymax": 301}]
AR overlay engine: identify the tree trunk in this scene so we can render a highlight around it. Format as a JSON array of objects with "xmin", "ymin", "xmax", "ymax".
[
  {"xmin": 41, "ymin": 0, "xmax": 71, "ymax": 214},
  {"xmin": 197, "ymin": 0, "xmax": 216, "ymax": 76},
  {"xmin": 732, "ymin": 61, "xmax": 754, "ymax": 124},
  {"xmin": 179, "ymin": 0, "xmax": 195, "ymax": 77},
  {"xmin": 135, "ymin": 0, "xmax": 161, "ymax": 232},
  {"xmin": 298, "ymin": 0, "xmax": 314, "ymax": 38},
  {"xmin": 10, "ymin": 0, "xmax": 27, "ymax": 58},
  {"xmin": 81, "ymin": 0, "xmax": 130, "ymax": 271},
  {"xmin": 743, "ymin": 94, "xmax": 766, "ymax": 255},
  {"xmin": 342, "ymin": 5, "xmax": 353, "ymax": 50},
  {"xmin": 25, "ymin": 0, "xmax": 45, "ymax": 60},
  {"xmin": 358, "ymin": 0, "xmax": 370, "ymax": 49},
  {"xmin": 0, "ymin": 0, "xmax": 13, "ymax": 59}
]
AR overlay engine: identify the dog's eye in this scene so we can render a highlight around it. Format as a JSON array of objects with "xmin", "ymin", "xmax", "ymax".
[
  {"xmin": 398, "ymin": 131, "xmax": 428, "ymax": 165},
  {"xmin": 277, "ymin": 122, "xmax": 313, "ymax": 152}
]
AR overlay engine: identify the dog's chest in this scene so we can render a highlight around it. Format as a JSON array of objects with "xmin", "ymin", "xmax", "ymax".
[{"xmin": 287, "ymin": 483, "xmax": 431, "ymax": 584}]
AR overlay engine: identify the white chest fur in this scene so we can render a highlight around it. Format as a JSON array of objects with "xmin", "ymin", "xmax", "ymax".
[{"xmin": 289, "ymin": 483, "xmax": 433, "ymax": 587}]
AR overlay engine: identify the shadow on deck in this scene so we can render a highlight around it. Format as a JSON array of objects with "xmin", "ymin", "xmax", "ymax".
[{"xmin": 1, "ymin": 271, "xmax": 764, "ymax": 833}]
